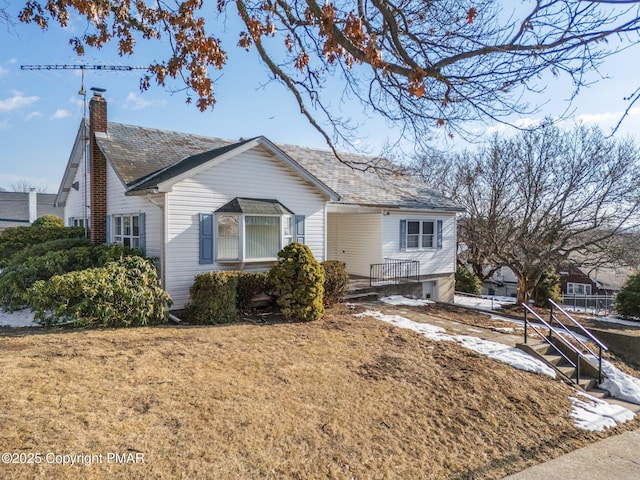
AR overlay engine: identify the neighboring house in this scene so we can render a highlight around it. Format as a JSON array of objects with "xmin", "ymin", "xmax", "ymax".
[
  {"xmin": 55, "ymin": 89, "xmax": 463, "ymax": 309},
  {"xmin": 0, "ymin": 191, "xmax": 63, "ymax": 232},
  {"xmin": 481, "ymin": 264, "xmax": 633, "ymax": 299},
  {"xmin": 558, "ymin": 265, "xmax": 633, "ymax": 296},
  {"xmin": 481, "ymin": 266, "xmax": 519, "ymax": 298}
]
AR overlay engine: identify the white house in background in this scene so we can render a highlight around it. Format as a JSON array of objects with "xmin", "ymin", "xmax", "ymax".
[
  {"xmin": 55, "ymin": 89, "xmax": 464, "ymax": 309},
  {"xmin": 0, "ymin": 190, "xmax": 63, "ymax": 232}
]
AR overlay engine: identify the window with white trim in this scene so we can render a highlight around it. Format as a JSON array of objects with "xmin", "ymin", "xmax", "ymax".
[
  {"xmin": 71, "ymin": 217, "xmax": 89, "ymax": 228},
  {"xmin": 406, "ymin": 220, "xmax": 435, "ymax": 249},
  {"xmin": 567, "ymin": 282, "xmax": 592, "ymax": 295},
  {"xmin": 215, "ymin": 214, "xmax": 293, "ymax": 261},
  {"xmin": 113, "ymin": 214, "xmax": 140, "ymax": 248}
]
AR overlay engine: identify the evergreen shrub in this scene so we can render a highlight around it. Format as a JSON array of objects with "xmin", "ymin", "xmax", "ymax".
[
  {"xmin": 615, "ymin": 272, "xmax": 640, "ymax": 319},
  {"xmin": 186, "ymin": 271, "xmax": 238, "ymax": 324},
  {"xmin": 30, "ymin": 256, "xmax": 171, "ymax": 327},
  {"xmin": 32, "ymin": 214, "xmax": 65, "ymax": 228},
  {"xmin": 321, "ymin": 260, "xmax": 349, "ymax": 306},
  {"xmin": 532, "ymin": 267, "xmax": 561, "ymax": 308},
  {"xmin": 0, "ymin": 244, "xmax": 141, "ymax": 310},
  {"xmin": 269, "ymin": 243, "xmax": 324, "ymax": 322},
  {"xmin": 455, "ymin": 265, "xmax": 482, "ymax": 295},
  {"xmin": 0, "ymin": 225, "xmax": 85, "ymax": 265}
]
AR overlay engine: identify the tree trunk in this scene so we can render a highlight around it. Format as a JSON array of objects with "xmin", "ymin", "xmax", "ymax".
[{"xmin": 516, "ymin": 276, "xmax": 530, "ymax": 305}]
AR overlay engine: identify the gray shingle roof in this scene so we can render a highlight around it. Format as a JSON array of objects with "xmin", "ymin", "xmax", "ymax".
[
  {"xmin": 0, "ymin": 192, "xmax": 63, "ymax": 228},
  {"xmin": 98, "ymin": 122, "xmax": 463, "ymax": 212},
  {"xmin": 96, "ymin": 123, "xmax": 233, "ymax": 186},
  {"xmin": 216, "ymin": 198, "xmax": 294, "ymax": 215}
]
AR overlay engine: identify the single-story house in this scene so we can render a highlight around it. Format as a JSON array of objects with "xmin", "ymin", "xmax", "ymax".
[
  {"xmin": 0, "ymin": 190, "xmax": 63, "ymax": 232},
  {"xmin": 55, "ymin": 88, "xmax": 464, "ymax": 310}
]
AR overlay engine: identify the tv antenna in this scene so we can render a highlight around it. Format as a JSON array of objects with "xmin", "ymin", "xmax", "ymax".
[
  {"xmin": 21, "ymin": 63, "xmax": 148, "ymax": 95},
  {"xmin": 21, "ymin": 64, "xmax": 149, "ymax": 235}
]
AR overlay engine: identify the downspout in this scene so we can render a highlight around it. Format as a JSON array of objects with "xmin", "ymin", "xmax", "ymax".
[{"xmin": 145, "ymin": 194, "xmax": 167, "ymax": 290}]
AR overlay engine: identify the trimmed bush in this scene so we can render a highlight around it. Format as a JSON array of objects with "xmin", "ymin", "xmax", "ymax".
[
  {"xmin": 0, "ymin": 225, "xmax": 85, "ymax": 265},
  {"xmin": 32, "ymin": 214, "xmax": 65, "ymax": 228},
  {"xmin": 235, "ymin": 272, "xmax": 272, "ymax": 312},
  {"xmin": 532, "ymin": 267, "xmax": 561, "ymax": 308},
  {"xmin": 269, "ymin": 243, "xmax": 324, "ymax": 322},
  {"xmin": 615, "ymin": 272, "xmax": 640, "ymax": 319},
  {"xmin": 455, "ymin": 264, "xmax": 482, "ymax": 295},
  {"xmin": 30, "ymin": 256, "xmax": 171, "ymax": 328},
  {"xmin": 186, "ymin": 271, "xmax": 238, "ymax": 324},
  {"xmin": 0, "ymin": 244, "xmax": 142, "ymax": 310},
  {"xmin": 321, "ymin": 260, "xmax": 349, "ymax": 306}
]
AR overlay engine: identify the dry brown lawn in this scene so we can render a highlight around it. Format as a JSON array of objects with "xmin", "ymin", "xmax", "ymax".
[{"xmin": 0, "ymin": 304, "xmax": 638, "ymax": 480}]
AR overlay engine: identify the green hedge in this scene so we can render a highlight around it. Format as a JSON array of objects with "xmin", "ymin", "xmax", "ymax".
[
  {"xmin": 321, "ymin": 260, "xmax": 349, "ymax": 306},
  {"xmin": 0, "ymin": 225, "xmax": 85, "ymax": 265},
  {"xmin": 30, "ymin": 256, "xmax": 171, "ymax": 328},
  {"xmin": 185, "ymin": 271, "xmax": 238, "ymax": 324},
  {"xmin": 269, "ymin": 243, "xmax": 324, "ymax": 322},
  {"xmin": 4, "ymin": 237, "xmax": 91, "ymax": 269},
  {"xmin": 0, "ymin": 244, "xmax": 142, "ymax": 310}
]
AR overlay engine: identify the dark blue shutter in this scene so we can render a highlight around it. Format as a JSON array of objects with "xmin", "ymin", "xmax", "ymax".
[
  {"xmin": 436, "ymin": 219, "xmax": 443, "ymax": 249},
  {"xmin": 139, "ymin": 212, "xmax": 146, "ymax": 254},
  {"xmin": 105, "ymin": 215, "xmax": 111, "ymax": 245},
  {"xmin": 399, "ymin": 219, "xmax": 407, "ymax": 251},
  {"xmin": 294, "ymin": 215, "xmax": 305, "ymax": 244},
  {"xmin": 200, "ymin": 213, "xmax": 214, "ymax": 264}
]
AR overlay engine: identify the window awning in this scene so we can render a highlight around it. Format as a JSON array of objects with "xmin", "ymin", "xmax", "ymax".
[{"xmin": 215, "ymin": 197, "xmax": 294, "ymax": 215}]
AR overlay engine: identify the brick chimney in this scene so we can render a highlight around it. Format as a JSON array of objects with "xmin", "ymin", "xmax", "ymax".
[{"xmin": 89, "ymin": 87, "xmax": 107, "ymax": 245}]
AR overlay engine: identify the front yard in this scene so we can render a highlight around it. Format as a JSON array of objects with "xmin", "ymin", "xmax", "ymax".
[{"xmin": 1, "ymin": 304, "xmax": 638, "ymax": 479}]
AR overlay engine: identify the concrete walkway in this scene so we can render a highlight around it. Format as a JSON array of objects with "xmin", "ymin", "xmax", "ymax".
[
  {"xmin": 364, "ymin": 301, "xmax": 640, "ymax": 479},
  {"xmin": 503, "ymin": 429, "xmax": 640, "ymax": 480}
]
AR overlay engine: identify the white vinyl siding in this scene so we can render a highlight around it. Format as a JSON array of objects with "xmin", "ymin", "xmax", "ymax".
[
  {"xmin": 383, "ymin": 212, "xmax": 456, "ymax": 276},
  {"xmin": 327, "ymin": 213, "xmax": 382, "ymax": 277},
  {"xmin": 106, "ymin": 162, "xmax": 162, "ymax": 260},
  {"xmin": 63, "ymin": 147, "xmax": 91, "ymax": 227},
  {"xmin": 165, "ymin": 145, "xmax": 327, "ymax": 309}
]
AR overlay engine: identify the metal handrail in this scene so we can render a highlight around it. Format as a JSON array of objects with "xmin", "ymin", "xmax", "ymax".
[
  {"xmin": 550, "ymin": 313, "xmax": 599, "ymax": 359},
  {"xmin": 548, "ymin": 299, "xmax": 607, "ymax": 384},
  {"xmin": 523, "ymin": 303, "xmax": 587, "ymax": 385},
  {"xmin": 548, "ymin": 299, "xmax": 608, "ymax": 351}
]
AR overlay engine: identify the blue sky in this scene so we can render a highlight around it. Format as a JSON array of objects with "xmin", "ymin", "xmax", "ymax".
[{"xmin": 2, "ymin": 4, "xmax": 640, "ymax": 193}]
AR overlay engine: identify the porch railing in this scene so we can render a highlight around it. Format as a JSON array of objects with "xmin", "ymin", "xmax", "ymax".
[{"xmin": 370, "ymin": 258, "xmax": 420, "ymax": 286}]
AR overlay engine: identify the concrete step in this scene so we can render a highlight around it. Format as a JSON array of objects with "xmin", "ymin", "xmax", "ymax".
[
  {"xmin": 540, "ymin": 353, "xmax": 566, "ymax": 366},
  {"xmin": 345, "ymin": 292, "xmax": 379, "ymax": 302}
]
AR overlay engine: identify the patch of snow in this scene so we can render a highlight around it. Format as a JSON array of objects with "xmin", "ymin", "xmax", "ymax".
[
  {"xmin": 0, "ymin": 308, "xmax": 40, "ymax": 328},
  {"xmin": 570, "ymin": 392, "xmax": 635, "ymax": 431},
  {"xmin": 379, "ymin": 295, "xmax": 434, "ymax": 307},
  {"xmin": 586, "ymin": 355, "xmax": 640, "ymax": 405},
  {"xmin": 454, "ymin": 294, "xmax": 515, "ymax": 310},
  {"xmin": 493, "ymin": 327, "xmax": 515, "ymax": 333},
  {"xmin": 355, "ymin": 310, "xmax": 556, "ymax": 378},
  {"xmin": 587, "ymin": 316, "xmax": 640, "ymax": 328}
]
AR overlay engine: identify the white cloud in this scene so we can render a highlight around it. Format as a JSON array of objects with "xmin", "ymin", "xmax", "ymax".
[
  {"xmin": 0, "ymin": 92, "xmax": 40, "ymax": 112},
  {"xmin": 123, "ymin": 92, "xmax": 166, "ymax": 110},
  {"xmin": 574, "ymin": 108, "xmax": 640, "ymax": 125},
  {"xmin": 26, "ymin": 112, "xmax": 43, "ymax": 121},
  {"xmin": 51, "ymin": 109, "xmax": 71, "ymax": 120}
]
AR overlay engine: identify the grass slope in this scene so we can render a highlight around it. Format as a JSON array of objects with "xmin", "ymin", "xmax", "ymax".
[{"xmin": 0, "ymin": 304, "xmax": 637, "ymax": 479}]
